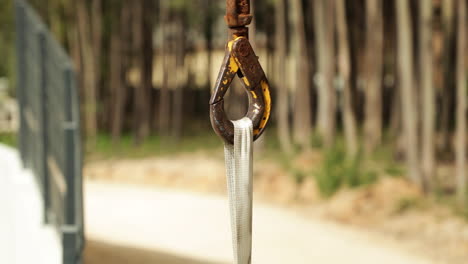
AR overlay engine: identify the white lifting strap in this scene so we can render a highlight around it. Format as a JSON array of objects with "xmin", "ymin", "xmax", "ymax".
[{"xmin": 223, "ymin": 117, "xmax": 253, "ymax": 264}]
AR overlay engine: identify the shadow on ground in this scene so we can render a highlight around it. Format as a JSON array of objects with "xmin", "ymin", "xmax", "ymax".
[{"xmin": 84, "ymin": 240, "xmax": 225, "ymax": 264}]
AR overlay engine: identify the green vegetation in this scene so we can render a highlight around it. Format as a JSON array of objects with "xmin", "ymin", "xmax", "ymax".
[
  {"xmin": 457, "ymin": 207, "xmax": 468, "ymax": 221},
  {"xmin": 310, "ymin": 140, "xmax": 407, "ymax": 198},
  {"xmin": 88, "ymin": 128, "xmax": 410, "ymax": 203},
  {"xmin": 432, "ymin": 189, "xmax": 468, "ymax": 221},
  {"xmin": 313, "ymin": 150, "xmax": 345, "ymax": 197},
  {"xmin": 308, "ymin": 143, "xmax": 408, "ymax": 198},
  {"xmin": 312, "ymin": 144, "xmax": 379, "ymax": 197},
  {"xmin": 310, "ymin": 134, "xmax": 324, "ymax": 149},
  {"xmin": 88, "ymin": 131, "xmax": 222, "ymax": 161},
  {"xmin": 372, "ymin": 144, "xmax": 406, "ymax": 178},
  {"xmin": 0, "ymin": 132, "xmax": 17, "ymax": 147},
  {"xmin": 384, "ymin": 165, "xmax": 405, "ymax": 177}
]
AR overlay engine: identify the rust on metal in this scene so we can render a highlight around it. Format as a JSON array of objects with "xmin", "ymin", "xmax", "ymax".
[
  {"xmin": 210, "ymin": 0, "xmax": 272, "ymax": 144},
  {"xmin": 225, "ymin": 0, "xmax": 252, "ymax": 28}
]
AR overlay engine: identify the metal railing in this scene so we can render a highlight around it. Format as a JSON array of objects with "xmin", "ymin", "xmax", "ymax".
[{"xmin": 15, "ymin": 0, "xmax": 84, "ymax": 263}]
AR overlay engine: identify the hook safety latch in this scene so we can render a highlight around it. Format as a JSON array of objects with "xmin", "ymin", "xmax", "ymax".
[{"xmin": 209, "ymin": 36, "xmax": 272, "ymax": 144}]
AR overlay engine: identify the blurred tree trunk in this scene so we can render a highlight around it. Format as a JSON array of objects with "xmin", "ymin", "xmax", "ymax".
[
  {"xmin": 336, "ymin": 0, "xmax": 358, "ymax": 158},
  {"xmin": 420, "ymin": 0, "xmax": 435, "ymax": 191},
  {"xmin": 202, "ymin": 0, "xmax": 214, "ymax": 88},
  {"xmin": 275, "ymin": 0, "xmax": 293, "ymax": 154},
  {"xmin": 132, "ymin": 1, "xmax": 143, "ymax": 136},
  {"xmin": 395, "ymin": 0, "xmax": 422, "ymax": 186},
  {"xmin": 440, "ymin": 0, "xmax": 456, "ymax": 154},
  {"xmin": 455, "ymin": 0, "xmax": 466, "ymax": 206},
  {"xmin": 65, "ymin": 1, "xmax": 81, "ymax": 76},
  {"xmin": 91, "ymin": 0, "xmax": 102, "ymax": 111},
  {"xmin": 291, "ymin": 0, "xmax": 312, "ymax": 149},
  {"xmin": 314, "ymin": 0, "xmax": 336, "ymax": 147},
  {"xmin": 158, "ymin": 1, "xmax": 171, "ymax": 136},
  {"xmin": 109, "ymin": 16, "xmax": 123, "ymax": 141},
  {"xmin": 47, "ymin": 0, "xmax": 62, "ymax": 42},
  {"xmin": 141, "ymin": 0, "xmax": 154, "ymax": 139},
  {"xmin": 132, "ymin": 0, "xmax": 151, "ymax": 143},
  {"xmin": 172, "ymin": 16, "xmax": 185, "ymax": 140},
  {"xmin": 32, "ymin": 0, "xmax": 50, "ymax": 24},
  {"xmin": 390, "ymin": 87, "xmax": 400, "ymax": 134},
  {"xmin": 110, "ymin": 2, "xmax": 131, "ymax": 141},
  {"xmin": 364, "ymin": 0, "xmax": 383, "ymax": 154},
  {"xmin": 390, "ymin": 86, "xmax": 403, "ymax": 156},
  {"xmin": 75, "ymin": 0, "xmax": 98, "ymax": 143},
  {"xmin": 69, "ymin": 25, "xmax": 81, "ymax": 74}
]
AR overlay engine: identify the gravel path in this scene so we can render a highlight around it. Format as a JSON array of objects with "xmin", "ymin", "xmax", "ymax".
[{"xmin": 85, "ymin": 181, "xmax": 433, "ymax": 264}]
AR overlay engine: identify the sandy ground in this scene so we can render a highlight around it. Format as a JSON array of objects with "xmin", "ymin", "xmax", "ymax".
[
  {"xmin": 2, "ymin": 140, "xmax": 463, "ymax": 264},
  {"xmin": 85, "ymin": 154, "xmax": 468, "ymax": 264},
  {"xmin": 84, "ymin": 240, "xmax": 221, "ymax": 264},
  {"xmin": 84, "ymin": 181, "xmax": 432, "ymax": 264}
]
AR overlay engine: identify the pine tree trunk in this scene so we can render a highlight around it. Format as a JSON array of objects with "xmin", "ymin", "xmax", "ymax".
[
  {"xmin": 75, "ymin": 0, "xmax": 98, "ymax": 143},
  {"xmin": 91, "ymin": 0, "xmax": 102, "ymax": 104},
  {"xmin": 142, "ymin": 0, "xmax": 154, "ymax": 138},
  {"xmin": 390, "ymin": 86, "xmax": 401, "ymax": 138},
  {"xmin": 336, "ymin": 0, "xmax": 358, "ymax": 157},
  {"xmin": 275, "ymin": 0, "xmax": 293, "ymax": 154},
  {"xmin": 110, "ymin": 2, "xmax": 131, "ymax": 141},
  {"xmin": 364, "ymin": 0, "xmax": 383, "ymax": 154},
  {"xmin": 172, "ymin": 17, "xmax": 185, "ymax": 140},
  {"xmin": 132, "ymin": 0, "xmax": 153, "ymax": 143},
  {"xmin": 48, "ymin": 0, "xmax": 62, "ymax": 41},
  {"xmin": 395, "ymin": 0, "xmax": 422, "ymax": 187},
  {"xmin": 455, "ymin": 0, "xmax": 467, "ymax": 206},
  {"xmin": 202, "ymin": 0, "xmax": 214, "ymax": 89},
  {"xmin": 65, "ymin": 2, "xmax": 81, "ymax": 78},
  {"xmin": 314, "ymin": 0, "xmax": 336, "ymax": 147},
  {"xmin": 440, "ymin": 0, "xmax": 456, "ymax": 154},
  {"xmin": 110, "ymin": 17, "xmax": 123, "ymax": 141},
  {"xmin": 291, "ymin": 0, "xmax": 312, "ymax": 149},
  {"xmin": 158, "ymin": 1, "xmax": 171, "ymax": 136},
  {"xmin": 420, "ymin": 0, "xmax": 435, "ymax": 191}
]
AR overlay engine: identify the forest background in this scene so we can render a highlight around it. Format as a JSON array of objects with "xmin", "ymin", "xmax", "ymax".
[{"xmin": 0, "ymin": 0, "xmax": 467, "ymax": 209}]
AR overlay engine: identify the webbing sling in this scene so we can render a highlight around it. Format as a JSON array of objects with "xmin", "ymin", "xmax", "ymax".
[
  {"xmin": 210, "ymin": 1, "xmax": 271, "ymax": 263},
  {"xmin": 224, "ymin": 118, "xmax": 253, "ymax": 264}
]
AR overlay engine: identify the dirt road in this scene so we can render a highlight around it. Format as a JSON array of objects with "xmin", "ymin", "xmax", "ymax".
[{"xmin": 84, "ymin": 181, "xmax": 433, "ymax": 264}]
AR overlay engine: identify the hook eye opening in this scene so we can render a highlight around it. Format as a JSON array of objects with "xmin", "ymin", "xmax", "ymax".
[
  {"xmin": 210, "ymin": 83, "xmax": 269, "ymax": 144},
  {"xmin": 224, "ymin": 78, "xmax": 251, "ymax": 121}
]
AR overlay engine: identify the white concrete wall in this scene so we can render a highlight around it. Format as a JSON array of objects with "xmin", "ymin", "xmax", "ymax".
[{"xmin": 0, "ymin": 145, "xmax": 61, "ymax": 264}]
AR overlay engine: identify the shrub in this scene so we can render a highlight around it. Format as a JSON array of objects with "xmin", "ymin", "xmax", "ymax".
[
  {"xmin": 0, "ymin": 132, "xmax": 16, "ymax": 147},
  {"xmin": 313, "ymin": 146, "xmax": 377, "ymax": 197}
]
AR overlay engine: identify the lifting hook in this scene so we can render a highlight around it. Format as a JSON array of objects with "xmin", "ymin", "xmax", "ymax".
[{"xmin": 209, "ymin": 0, "xmax": 271, "ymax": 144}]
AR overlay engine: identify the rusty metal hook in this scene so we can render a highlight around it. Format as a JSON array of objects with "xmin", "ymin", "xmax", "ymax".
[
  {"xmin": 225, "ymin": 0, "xmax": 252, "ymax": 28},
  {"xmin": 209, "ymin": 36, "xmax": 271, "ymax": 144}
]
